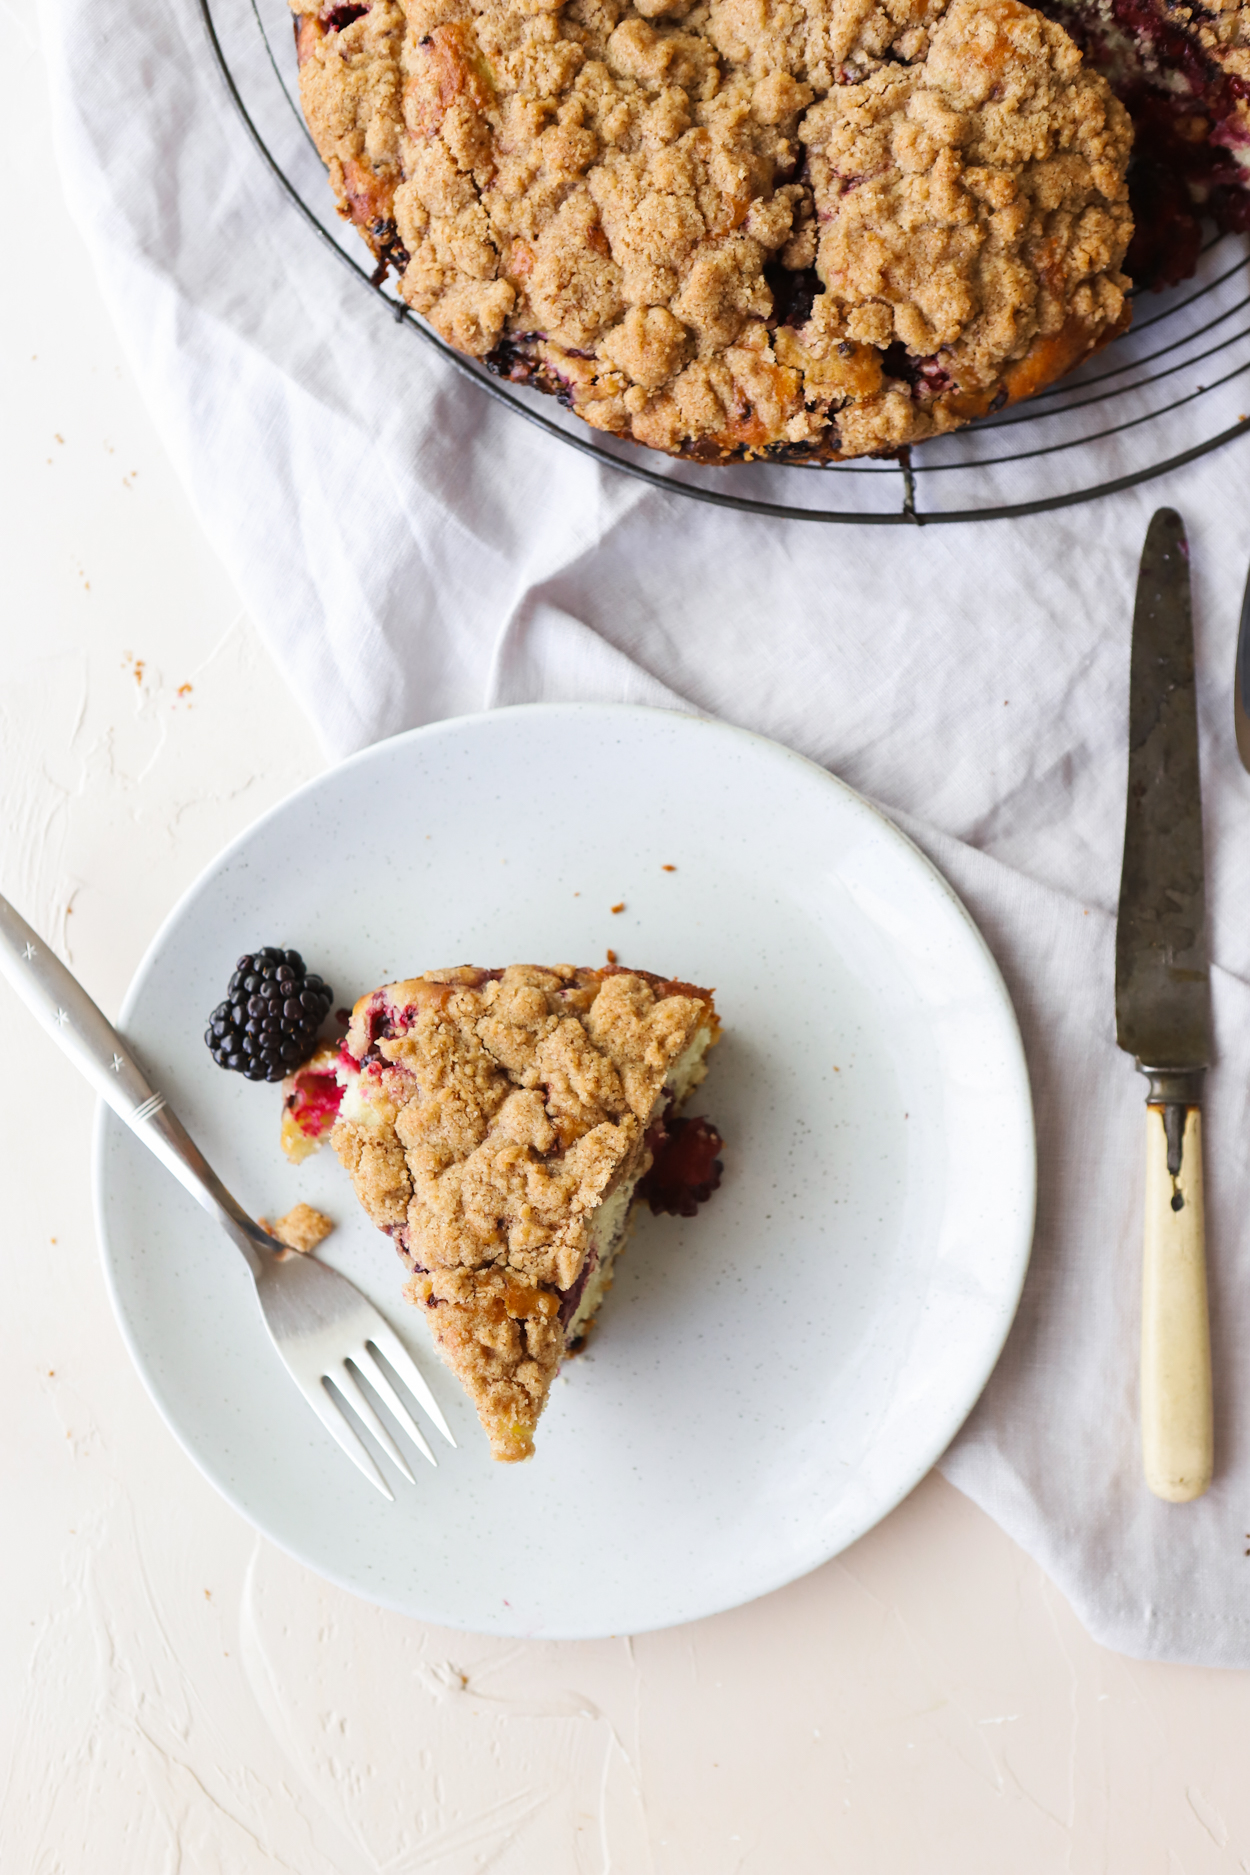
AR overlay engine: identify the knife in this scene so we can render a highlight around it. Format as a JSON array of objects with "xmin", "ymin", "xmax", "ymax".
[
  {"xmin": 1116, "ymin": 507, "xmax": 1213, "ymax": 1503},
  {"xmin": 1234, "ymin": 556, "xmax": 1250, "ymax": 772}
]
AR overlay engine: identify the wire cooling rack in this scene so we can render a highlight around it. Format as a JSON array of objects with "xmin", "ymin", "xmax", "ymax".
[{"xmin": 201, "ymin": 0, "xmax": 1250, "ymax": 524}]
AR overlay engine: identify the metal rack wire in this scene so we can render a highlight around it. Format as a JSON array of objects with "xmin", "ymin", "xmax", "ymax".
[{"xmin": 201, "ymin": 0, "xmax": 1250, "ymax": 524}]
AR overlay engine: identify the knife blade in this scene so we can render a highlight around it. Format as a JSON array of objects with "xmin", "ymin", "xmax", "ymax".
[
  {"xmin": 1115, "ymin": 507, "xmax": 1213, "ymax": 1503},
  {"xmin": 1234, "ymin": 555, "xmax": 1250, "ymax": 772}
]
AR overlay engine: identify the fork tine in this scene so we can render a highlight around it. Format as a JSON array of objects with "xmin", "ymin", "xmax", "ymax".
[
  {"xmin": 354, "ymin": 1346, "xmax": 437, "ymax": 1468},
  {"xmin": 303, "ymin": 1375, "xmax": 394, "ymax": 1500},
  {"xmin": 332, "ymin": 1365, "xmax": 417, "ymax": 1485},
  {"xmin": 368, "ymin": 1325, "xmax": 457, "ymax": 1446}
]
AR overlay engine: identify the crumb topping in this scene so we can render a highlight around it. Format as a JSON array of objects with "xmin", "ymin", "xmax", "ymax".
[
  {"xmin": 1037, "ymin": 0, "xmax": 1250, "ymax": 290},
  {"xmin": 331, "ymin": 964, "xmax": 718, "ymax": 1459},
  {"xmin": 293, "ymin": 0, "xmax": 1131, "ymax": 459},
  {"xmin": 261, "ymin": 1201, "xmax": 337, "ymax": 1253}
]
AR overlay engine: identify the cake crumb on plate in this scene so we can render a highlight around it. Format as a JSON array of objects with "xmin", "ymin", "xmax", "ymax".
[{"xmin": 261, "ymin": 1202, "xmax": 335, "ymax": 1255}]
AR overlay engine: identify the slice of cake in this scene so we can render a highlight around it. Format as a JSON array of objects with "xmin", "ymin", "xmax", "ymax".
[{"xmin": 330, "ymin": 965, "xmax": 722, "ymax": 1461}]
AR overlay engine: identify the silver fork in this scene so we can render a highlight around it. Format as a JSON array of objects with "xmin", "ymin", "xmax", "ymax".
[{"xmin": 0, "ymin": 891, "xmax": 454, "ymax": 1499}]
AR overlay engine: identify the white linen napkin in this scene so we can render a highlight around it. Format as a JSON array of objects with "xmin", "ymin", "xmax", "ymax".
[{"xmin": 41, "ymin": 0, "xmax": 1250, "ymax": 1665}]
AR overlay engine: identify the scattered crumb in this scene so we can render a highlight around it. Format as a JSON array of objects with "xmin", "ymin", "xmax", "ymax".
[
  {"xmin": 54, "ymin": 433, "xmax": 64, "ymax": 445},
  {"xmin": 47, "ymin": 1370, "xmax": 54, "ymax": 1378},
  {"xmin": 50, "ymin": 1236, "xmax": 57, "ymax": 1244},
  {"xmin": 204, "ymin": 1589, "xmax": 212, "ymax": 1601},
  {"xmin": 610, "ymin": 902, "xmax": 625, "ymax": 915},
  {"xmin": 606, "ymin": 948, "xmax": 618, "ymax": 964},
  {"xmin": 662, "ymin": 865, "xmax": 676, "ymax": 873},
  {"xmin": 260, "ymin": 1202, "xmax": 335, "ymax": 1255},
  {"xmin": 176, "ymin": 682, "xmax": 193, "ymax": 698}
]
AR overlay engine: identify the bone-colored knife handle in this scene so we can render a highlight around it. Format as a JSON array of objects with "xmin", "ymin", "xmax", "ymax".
[{"xmin": 1141, "ymin": 1103, "xmax": 1212, "ymax": 1502}]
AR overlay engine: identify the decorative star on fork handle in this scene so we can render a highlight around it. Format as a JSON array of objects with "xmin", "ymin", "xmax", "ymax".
[{"xmin": 0, "ymin": 891, "xmax": 455, "ymax": 1497}]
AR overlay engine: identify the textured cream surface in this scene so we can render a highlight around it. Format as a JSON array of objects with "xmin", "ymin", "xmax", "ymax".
[{"xmin": 293, "ymin": 0, "xmax": 1132, "ymax": 459}]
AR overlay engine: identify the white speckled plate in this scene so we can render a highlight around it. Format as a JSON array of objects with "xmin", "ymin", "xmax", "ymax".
[{"xmin": 94, "ymin": 705, "xmax": 1034, "ymax": 1638}]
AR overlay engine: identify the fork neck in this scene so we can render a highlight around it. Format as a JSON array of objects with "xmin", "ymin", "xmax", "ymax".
[{"xmin": 144, "ymin": 1104, "xmax": 270, "ymax": 1281}]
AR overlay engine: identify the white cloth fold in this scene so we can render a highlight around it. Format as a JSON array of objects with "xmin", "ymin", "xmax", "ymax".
[{"xmin": 41, "ymin": 0, "xmax": 1250, "ymax": 1662}]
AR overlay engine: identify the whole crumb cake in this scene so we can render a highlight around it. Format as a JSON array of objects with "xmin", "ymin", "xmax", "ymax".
[
  {"xmin": 292, "ymin": 0, "xmax": 1133, "ymax": 460},
  {"xmin": 329, "ymin": 965, "xmax": 722, "ymax": 1460},
  {"xmin": 260, "ymin": 1201, "xmax": 337, "ymax": 1253}
]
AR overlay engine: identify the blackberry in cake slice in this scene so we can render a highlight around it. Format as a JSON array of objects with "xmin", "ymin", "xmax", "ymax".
[
  {"xmin": 329, "ymin": 965, "xmax": 722, "ymax": 1461},
  {"xmin": 280, "ymin": 1043, "xmax": 345, "ymax": 1163}
]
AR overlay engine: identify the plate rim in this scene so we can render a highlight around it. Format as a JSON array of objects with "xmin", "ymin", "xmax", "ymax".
[{"xmin": 91, "ymin": 701, "xmax": 1037, "ymax": 1635}]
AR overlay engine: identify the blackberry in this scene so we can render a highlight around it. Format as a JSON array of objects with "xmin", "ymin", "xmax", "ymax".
[{"xmin": 204, "ymin": 948, "xmax": 334, "ymax": 1083}]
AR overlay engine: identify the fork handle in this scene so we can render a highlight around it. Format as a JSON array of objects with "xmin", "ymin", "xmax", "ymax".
[{"xmin": 0, "ymin": 891, "xmax": 267, "ymax": 1277}]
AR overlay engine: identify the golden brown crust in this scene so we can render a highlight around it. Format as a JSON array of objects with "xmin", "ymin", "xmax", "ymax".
[
  {"xmin": 292, "ymin": 0, "xmax": 1132, "ymax": 459},
  {"xmin": 331, "ymin": 965, "xmax": 718, "ymax": 1460}
]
